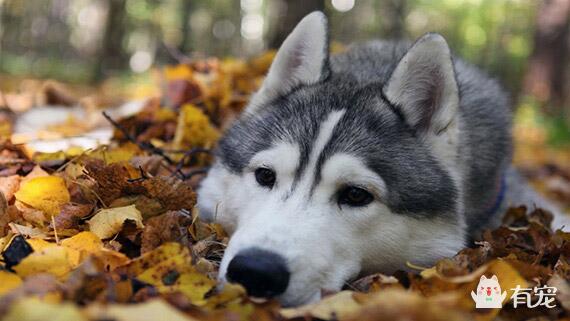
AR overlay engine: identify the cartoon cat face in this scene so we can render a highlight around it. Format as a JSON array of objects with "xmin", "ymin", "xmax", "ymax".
[
  {"xmin": 477, "ymin": 275, "xmax": 502, "ymax": 297},
  {"xmin": 471, "ymin": 274, "xmax": 507, "ymax": 309}
]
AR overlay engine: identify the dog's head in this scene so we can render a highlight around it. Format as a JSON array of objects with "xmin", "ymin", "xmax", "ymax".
[{"xmin": 198, "ymin": 12, "xmax": 466, "ymax": 306}]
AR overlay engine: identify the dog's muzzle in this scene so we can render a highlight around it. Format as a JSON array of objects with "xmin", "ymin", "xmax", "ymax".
[{"xmin": 226, "ymin": 247, "xmax": 290, "ymax": 298}]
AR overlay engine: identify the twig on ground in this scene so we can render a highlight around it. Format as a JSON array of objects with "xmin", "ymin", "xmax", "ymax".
[
  {"xmin": 181, "ymin": 167, "xmax": 209, "ymax": 180},
  {"xmin": 171, "ymin": 147, "xmax": 211, "ymax": 179},
  {"xmin": 102, "ymin": 111, "xmax": 177, "ymax": 166},
  {"xmin": 128, "ymin": 166, "xmax": 150, "ymax": 183}
]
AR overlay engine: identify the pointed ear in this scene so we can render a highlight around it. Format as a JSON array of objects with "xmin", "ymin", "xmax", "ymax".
[
  {"xmin": 247, "ymin": 11, "xmax": 329, "ymax": 113},
  {"xmin": 491, "ymin": 275, "xmax": 498, "ymax": 281},
  {"xmin": 383, "ymin": 33, "xmax": 459, "ymax": 134},
  {"xmin": 480, "ymin": 275, "xmax": 487, "ymax": 280}
]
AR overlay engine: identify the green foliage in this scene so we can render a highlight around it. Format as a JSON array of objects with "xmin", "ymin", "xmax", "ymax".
[{"xmin": 406, "ymin": 0, "xmax": 536, "ymax": 94}]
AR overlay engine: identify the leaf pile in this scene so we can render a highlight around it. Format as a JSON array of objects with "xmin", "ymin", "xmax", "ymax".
[{"xmin": 1, "ymin": 53, "xmax": 570, "ymax": 321}]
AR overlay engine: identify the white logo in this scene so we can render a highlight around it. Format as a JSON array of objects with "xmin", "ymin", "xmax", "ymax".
[
  {"xmin": 471, "ymin": 275, "xmax": 558, "ymax": 309},
  {"xmin": 471, "ymin": 275, "xmax": 506, "ymax": 308},
  {"xmin": 510, "ymin": 285, "xmax": 557, "ymax": 309}
]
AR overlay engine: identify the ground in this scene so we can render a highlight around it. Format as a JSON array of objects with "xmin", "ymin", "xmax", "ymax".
[{"xmin": 0, "ymin": 52, "xmax": 569, "ymax": 321}]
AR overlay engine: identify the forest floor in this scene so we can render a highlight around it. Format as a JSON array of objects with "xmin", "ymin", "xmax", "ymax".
[{"xmin": 0, "ymin": 53, "xmax": 569, "ymax": 321}]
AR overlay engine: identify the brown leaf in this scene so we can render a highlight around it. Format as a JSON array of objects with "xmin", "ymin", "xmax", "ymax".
[
  {"xmin": 51, "ymin": 203, "xmax": 94, "ymax": 230},
  {"xmin": 138, "ymin": 176, "xmax": 196, "ymax": 214},
  {"xmin": 141, "ymin": 210, "xmax": 193, "ymax": 254},
  {"xmin": 84, "ymin": 159, "xmax": 196, "ymax": 215},
  {"xmin": 0, "ymin": 175, "xmax": 20, "ymax": 202}
]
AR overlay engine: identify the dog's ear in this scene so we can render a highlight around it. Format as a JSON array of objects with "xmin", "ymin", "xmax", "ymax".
[
  {"xmin": 383, "ymin": 33, "xmax": 459, "ymax": 135},
  {"xmin": 246, "ymin": 11, "xmax": 329, "ymax": 114}
]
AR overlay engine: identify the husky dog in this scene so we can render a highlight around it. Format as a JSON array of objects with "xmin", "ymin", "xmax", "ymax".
[{"xmin": 198, "ymin": 12, "xmax": 569, "ymax": 306}]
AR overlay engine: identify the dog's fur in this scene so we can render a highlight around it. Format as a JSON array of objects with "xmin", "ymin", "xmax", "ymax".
[{"xmin": 198, "ymin": 12, "xmax": 570, "ymax": 306}]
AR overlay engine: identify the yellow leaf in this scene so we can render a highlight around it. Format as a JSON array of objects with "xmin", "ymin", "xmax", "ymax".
[
  {"xmin": 61, "ymin": 231, "xmax": 103, "ymax": 254},
  {"xmin": 127, "ymin": 242, "xmax": 185, "ymax": 276},
  {"xmin": 173, "ymin": 104, "xmax": 219, "ymax": 150},
  {"xmin": 89, "ymin": 143, "xmax": 142, "ymax": 164},
  {"xmin": 88, "ymin": 205, "xmax": 144, "ymax": 239},
  {"xmin": 65, "ymin": 146, "xmax": 85, "ymax": 157},
  {"xmin": 346, "ymin": 289, "xmax": 470, "ymax": 321},
  {"xmin": 84, "ymin": 299, "xmax": 198, "ymax": 321},
  {"xmin": 61, "ymin": 231, "xmax": 104, "ymax": 266},
  {"xmin": 14, "ymin": 176, "xmax": 70, "ymax": 217},
  {"xmin": 26, "ymin": 238, "xmax": 53, "ymax": 251},
  {"xmin": 202, "ymin": 283, "xmax": 254, "ymax": 319},
  {"xmin": 128, "ymin": 243, "xmax": 215, "ymax": 304},
  {"xmin": 281, "ymin": 291, "xmax": 361, "ymax": 320},
  {"xmin": 164, "ymin": 64, "xmax": 193, "ymax": 81},
  {"xmin": 3, "ymin": 297, "xmax": 87, "ymax": 321},
  {"xmin": 0, "ymin": 270, "xmax": 22, "ymax": 295},
  {"xmin": 93, "ymin": 249, "xmax": 130, "ymax": 271},
  {"xmin": 13, "ymin": 245, "xmax": 73, "ymax": 279},
  {"xmin": 485, "ymin": 259, "xmax": 528, "ymax": 304},
  {"xmin": 0, "ymin": 234, "xmax": 11, "ymax": 251},
  {"xmin": 137, "ymin": 260, "xmax": 215, "ymax": 304}
]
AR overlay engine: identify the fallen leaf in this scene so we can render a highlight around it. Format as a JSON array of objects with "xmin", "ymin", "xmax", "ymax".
[
  {"xmin": 14, "ymin": 176, "xmax": 70, "ymax": 217},
  {"xmin": 51, "ymin": 203, "xmax": 93, "ymax": 230},
  {"xmin": 26, "ymin": 238, "xmax": 53, "ymax": 251},
  {"xmin": 141, "ymin": 210, "xmax": 193, "ymax": 253},
  {"xmin": 88, "ymin": 205, "xmax": 144, "ymax": 239},
  {"xmin": 0, "ymin": 270, "xmax": 22, "ymax": 296},
  {"xmin": 0, "ymin": 274, "xmax": 61, "ymax": 316},
  {"xmin": 93, "ymin": 248, "xmax": 130, "ymax": 271},
  {"xmin": 3, "ymin": 297, "xmax": 86, "ymax": 321},
  {"xmin": 280, "ymin": 291, "xmax": 361, "ymax": 320},
  {"xmin": 345, "ymin": 289, "xmax": 472, "ymax": 321},
  {"xmin": 15, "ymin": 201, "xmax": 46, "ymax": 225},
  {"xmin": 8, "ymin": 223, "xmax": 48, "ymax": 238},
  {"xmin": 0, "ymin": 175, "xmax": 20, "ymax": 202},
  {"xmin": 13, "ymin": 245, "xmax": 74, "ymax": 279},
  {"xmin": 83, "ymin": 159, "xmax": 196, "ymax": 215},
  {"xmin": 130, "ymin": 243, "xmax": 215, "ymax": 304},
  {"xmin": 84, "ymin": 299, "xmax": 199, "ymax": 321},
  {"xmin": 61, "ymin": 231, "xmax": 104, "ymax": 265},
  {"xmin": 173, "ymin": 104, "xmax": 219, "ymax": 150}
]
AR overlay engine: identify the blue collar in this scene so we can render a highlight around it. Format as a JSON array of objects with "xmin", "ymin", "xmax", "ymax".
[{"xmin": 486, "ymin": 174, "xmax": 507, "ymax": 217}]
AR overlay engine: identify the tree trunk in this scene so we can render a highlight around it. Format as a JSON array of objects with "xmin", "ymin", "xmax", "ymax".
[
  {"xmin": 268, "ymin": 0, "xmax": 325, "ymax": 49},
  {"xmin": 379, "ymin": 0, "xmax": 408, "ymax": 39},
  {"xmin": 178, "ymin": 0, "xmax": 194, "ymax": 54},
  {"xmin": 523, "ymin": 0, "xmax": 570, "ymax": 118},
  {"xmin": 93, "ymin": 0, "xmax": 127, "ymax": 82}
]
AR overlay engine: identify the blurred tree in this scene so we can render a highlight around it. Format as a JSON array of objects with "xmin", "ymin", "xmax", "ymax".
[
  {"xmin": 269, "ymin": 0, "xmax": 325, "ymax": 49},
  {"xmin": 379, "ymin": 0, "xmax": 407, "ymax": 39},
  {"xmin": 94, "ymin": 0, "xmax": 128, "ymax": 82},
  {"xmin": 178, "ymin": 0, "xmax": 194, "ymax": 54},
  {"xmin": 523, "ymin": 0, "xmax": 570, "ymax": 120}
]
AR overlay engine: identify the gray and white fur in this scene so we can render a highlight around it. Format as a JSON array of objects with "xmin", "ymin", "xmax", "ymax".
[{"xmin": 198, "ymin": 12, "xmax": 570, "ymax": 306}]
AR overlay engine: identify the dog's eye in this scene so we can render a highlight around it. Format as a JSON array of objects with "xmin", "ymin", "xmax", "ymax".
[
  {"xmin": 338, "ymin": 186, "xmax": 373, "ymax": 207},
  {"xmin": 255, "ymin": 168, "xmax": 276, "ymax": 188}
]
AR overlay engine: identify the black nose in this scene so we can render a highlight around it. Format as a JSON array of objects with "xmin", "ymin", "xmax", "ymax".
[{"xmin": 226, "ymin": 248, "xmax": 290, "ymax": 298}]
